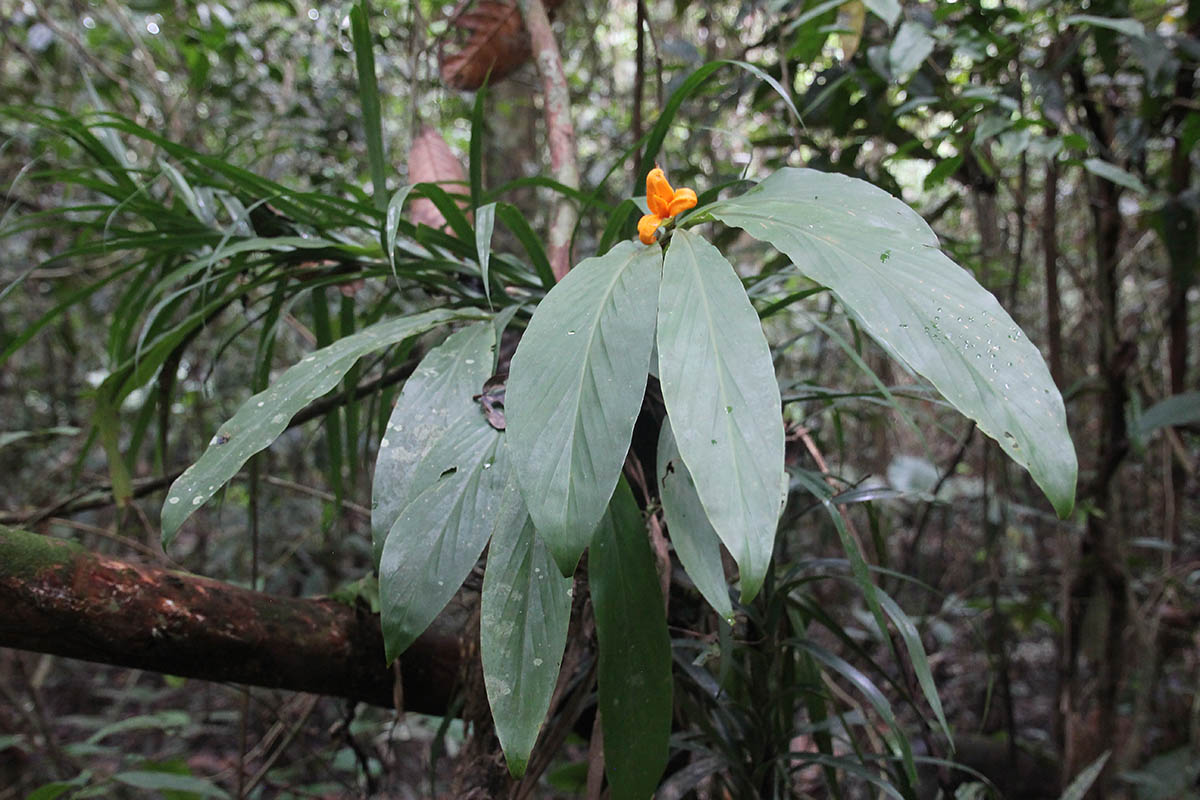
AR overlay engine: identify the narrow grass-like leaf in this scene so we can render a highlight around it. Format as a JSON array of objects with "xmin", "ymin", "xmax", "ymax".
[
  {"xmin": 372, "ymin": 323, "xmax": 496, "ymax": 564},
  {"xmin": 351, "ymin": 1, "xmax": 388, "ymax": 210},
  {"xmin": 591, "ymin": 479, "xmax": 672, "ymax": 800},
  {"xmin": 482, "ymin": 511, "xmax": 571, "ymax": 777},
  {"xmin": 162, "ymin": 308, "xmax": 485, "ymax": 545},
  {"xmin": 112, "ymin": 772, "xmax": 229, "ymax": 799},
  {"xmin": 708, "ymin": 168, "xmax": 1077, "ymax": 517},
  {"xmin": 475, "ymin": 202, "xmax": 497, "ymax": 308},
  {"xmin": 876, "ymin": 589, "xmax": 952, "ymax": 748},
  {"xmin": 385, "ymin": 185, "xmax": 415, "ymax": 277},
  {"xmin": 791, "ymin": 469, "xmax": 894, "ymax": 665},
  {"xmin": 657, "ymin": 230, "xmax": 784, "ymax": 602},
  {"xmin": 496, "ymin": 203, "xmax": 554, "ymax": 288},
  {"xmin": 597, "ymin": 198, "xmax": 641, "ymax": 256},
  {"xmin": 1134, "ymin": 391, "xmax": 1200, "ymax": 439},
  {"xmin": 506, "ymin": 241, "xmax": 662, "ymax": 575},
  {"xmin": 657, "ymin": 419, "xmax": 734, "ymax": 622},
  {"xmin": 470, "ymin": 85, "xmax": 487, "ymax": 209},
  {"xmin": 1058, "ymin": 751, "xmax": 1110, "ymax": 800},
  {"xmin": 797, "ymin": 641, "xmax": 917, "ymax": 786},
  {"xmin": 381, "ymin": 428, "xmax": 520, "ymax": 661},
  {"xmin": 637, "ymin": 61, "xmax": 726, "ymax": 179}
]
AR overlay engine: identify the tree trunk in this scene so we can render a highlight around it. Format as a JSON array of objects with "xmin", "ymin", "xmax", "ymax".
[{"xmin": 0, "ymin": 526, "xmax": 465, "ymax": 714}]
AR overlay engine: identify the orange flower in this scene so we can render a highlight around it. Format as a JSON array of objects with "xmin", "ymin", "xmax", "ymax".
[{"xmin": 638, "ymin": 167, "xmax": 697, "ymax": 244}]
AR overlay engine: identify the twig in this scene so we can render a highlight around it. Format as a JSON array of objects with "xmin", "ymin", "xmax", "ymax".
[
  {"xmin": 792, "ymin": 424, "xmax": 869, "ymax": 560},
  {"xmin": 263, "ymin": 476, "xmax": 371, "ymax": 518},
  {"xmin": 242, "ymin": 694, "xmax": 321, "ymax": 795}
]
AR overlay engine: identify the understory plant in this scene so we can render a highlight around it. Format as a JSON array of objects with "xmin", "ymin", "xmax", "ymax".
[{"xmin": 157, "ymin": 153, "xmax": 1075, "ymax": 795}]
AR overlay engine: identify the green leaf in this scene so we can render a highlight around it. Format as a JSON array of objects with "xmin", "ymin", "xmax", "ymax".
[
  {"xmin": 657, "ymin": 419, "xmax": 733, "ymax": 622},
  {"xmin": 1058, "ymin": 751, "xmax": 1110, "ymax": 800},
  {"xmin": 385, "ymin": 185, "xmax": 415, "ymax": 277},
  {"xmin": 656, "ymin": 230, "xmax": 784, "ymax": 602},
  {"xmin": 1082, "ymin": 158, "xmax": 1148, "ymax": 195},
  {"xmin": 591, "ymin": 479, "xmax": 672, "ymax": 800},
  {"xmin": 708, "ymin": 168, "xmax": 1077, "ymax": 517},
  {"xmin": 1064, "ymin": 14, "xmax": 1146, "ymax": 39},
  {"xmin": 889, "ymin": 21, "xmax": 934, "ymax": 78},
  {"xmin": 470, "ymin": 85, "xmax": 487, "ymax": 210},
  {"xmin": 506, "ymin": 241, "xmax": 662, "ymax": 575},
  {"xmin": 351, "ymin": 1, "xmax": 388, "ymax": 211},
  {"xmin": 797, "ymin": 641, "xmax": 917, "ymax": 786},
  {"xmin": 371, "ymin": 323, "xmax": 497, "ymax": 564},
  {"xmin": 381, "ymin": 431, "xmax": 524, "ymax": 661},
  {"xmin": 27, "ymin": 772, "xmax": 92, "ymax": 800},
  {"xmin": 876, "ymin": 589, "xmax": 953, "ymax": 748},
  {"xmin": 863, "ymin": 0, "xmax": 901, "ymax": 27},
  {"xmin": 496, "ymin": 203, "xmax": 554, "ymax": 288},
  {"xmin": 481, "ymin": 514, "xmax": 572, "ymax": 777},
  {"xmin": 112, "ymin": 771, "xmax": 230, "ymax": 798},
  {"xmin": 924, "ymin": 154, "xmax": 963, "ymax": 190},
  {"xmin": 1134, "ymin": 391, "xmax": 1200, "ymax": 439},
  {"xmin": 87, "ymin": 711, "xmax": 190, "ymax": 745},
  {"xmin": 162, "ymin": 308, "xmax": 485, "ymax": 546},
  {"xmin": 476, "ymin": 202, "xmax": 497, "ymax": 308}
]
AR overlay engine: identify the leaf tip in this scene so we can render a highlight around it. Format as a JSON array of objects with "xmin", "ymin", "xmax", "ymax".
[{"xmin": 504, "ymin": 755, "xmax": 528, "ymax": 779}]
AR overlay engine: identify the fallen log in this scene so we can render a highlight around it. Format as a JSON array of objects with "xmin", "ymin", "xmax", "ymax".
[{"xmin": 0, "ymin": 526, "xmax": 464, "ymax": 713}]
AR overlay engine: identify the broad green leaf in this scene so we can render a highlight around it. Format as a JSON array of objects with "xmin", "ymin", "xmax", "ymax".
[
  {"xmin": 591, "ymin": 480, "xmax": 672, "ymax": 800},
  {"xmin": 1064, "ymin": 14, "xmax": 1146, "ymax": 39},
  {"xmin": 889, "ymin": 21, "xmax": 934, "ymax": 78},
  {"xmin": 381, "ymin": 431, "xmax": 524, "ymax": 661},
  {"xmin": 113, "ymin": 771, "xmax": 230, "ymax": 798},
  {"xmin": 1083, "ymin": 158, "xmax": 1148, "ymax": 195},
  {"xmin": 481, "ymin": 513, "xmax": 572, "ymax": 777},
  {"xmin": 506, "ymin": 241, "xmax": 662, "ymax": 575},
  {"xmin": 657, "ymin": 419, "xmax": 734, "ymax": 622},
  {"xmin": 657, "ymin": 230, "xmax": 784, "ymax": 602},
  {"xmin": 162, "ymin": 308, "xmax": 485, "ymax": 546},
  {"xmin": 371, "ymin": 323, "xmax": 496, "ymax": 564},
  {"xmin": 707, "ymin": 168, "xmax": 1077, "ymax": 517}
]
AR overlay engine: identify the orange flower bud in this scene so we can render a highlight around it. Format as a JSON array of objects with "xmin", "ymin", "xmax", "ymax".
[
  {"xmin": 637, "ymin": 167, "xmax": 697, "ymax": 245},
  {"xmin": 638, "ymin": 213, "xmax": 662, "ymax": 245},
  {"xmin": 667, "ymin": 187, "xmax": 698, "ymax": 217},
  {"xmin": 646, "ymin": 167, "xmax": 674, "ymax": 218}
]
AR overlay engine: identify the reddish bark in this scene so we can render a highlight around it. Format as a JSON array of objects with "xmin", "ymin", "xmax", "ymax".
[
  {"xmin": 519, "ymin": 0, "xmax": 579, "ymax": 280},
  {"xmin": 0, "ymin": 527, "xmax": 464, "ymax": 713}
]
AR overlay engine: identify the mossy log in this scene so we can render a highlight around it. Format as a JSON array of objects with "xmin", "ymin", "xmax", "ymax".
[{"xmin": 0, "ymin": 526, "xmax": 464, "ymax": 713}]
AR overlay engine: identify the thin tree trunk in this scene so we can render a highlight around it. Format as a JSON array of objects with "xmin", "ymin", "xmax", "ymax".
[
  {"xmin": 1043, "ymin": 158, "xmax": 1063, "ymax": 387},
  {"xmin": 519, "ymin": 0, "xmax": 579, "ymax": 281}
]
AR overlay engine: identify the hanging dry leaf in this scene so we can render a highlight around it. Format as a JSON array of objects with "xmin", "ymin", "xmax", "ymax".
[
  {"xmin": 838, "ymin": 0, "xmax": 866, "ymax": 63},
  {"xmin": 408, "ymin": 125, "xmax": 470, "ymax": 230},
  {"xmin": 439, "ymin": 0, "xmax": 566, "ymax": 91}
]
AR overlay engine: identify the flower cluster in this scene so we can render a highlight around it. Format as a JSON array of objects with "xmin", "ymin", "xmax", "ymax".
[{"xmin": 637, "ymin": 167, "xmax": 697, "ymax": 244}]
